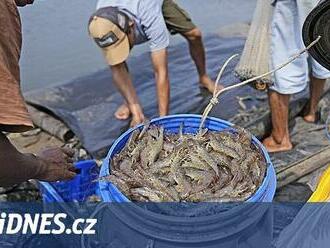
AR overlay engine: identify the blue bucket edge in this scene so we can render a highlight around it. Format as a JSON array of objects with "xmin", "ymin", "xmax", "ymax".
[
  {"xmin": 39, "ymin": 159, "xmax": 100, "ymax": 203},
  {"xmin": 99, "ymin": 114, "xmax": 277, "ymax": 203}
]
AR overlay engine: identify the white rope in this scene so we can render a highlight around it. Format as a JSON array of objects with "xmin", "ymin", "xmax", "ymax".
[
  {"xmin": 199, "ymin": 36, "xmax": 322, "ymax": 131},
  {"xmin": 213, "ymin": 54, "xmax": 239, "ymax": 98}
]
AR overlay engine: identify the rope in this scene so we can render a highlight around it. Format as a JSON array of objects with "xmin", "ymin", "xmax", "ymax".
[
  {"xmin": 210, "ymin": 97, "xmax": 219, "ymax": 106},
  {"xmin": 198, "ymin": 36, "xmax": 322, "ymax": 132},
  {"xmin": 199, "ymin": 55, "xmax": 239, "ymax": 132},
  {"xmin": 213, "ymin": 54, "xmax": 239, "ymax": 98}
]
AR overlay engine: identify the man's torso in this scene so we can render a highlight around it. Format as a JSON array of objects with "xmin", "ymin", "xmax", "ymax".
[{"xmin": 96, "ymin": 0, "xmax": 169, "ymax": 51}]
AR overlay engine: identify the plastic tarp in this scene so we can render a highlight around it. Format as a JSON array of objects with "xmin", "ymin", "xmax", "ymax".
[{"xmin": 25, "ymin": 35, "xmax": 256, "ymax": 158}]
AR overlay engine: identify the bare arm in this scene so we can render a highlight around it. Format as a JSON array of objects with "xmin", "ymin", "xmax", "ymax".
[
  {"xmin": 0, "ymin": 132, "xmax": 76, "ymax": 187},
  {"xmin": 111, "ymin": 62, "xmax": 144, "ymax": 125},
  {"xmin": 111, "ymin": 62, "xmax": 140, "ymax": 107},
  {"xmin": 151, "ymin": 49, "xmax": 170, "ymax": 116}
]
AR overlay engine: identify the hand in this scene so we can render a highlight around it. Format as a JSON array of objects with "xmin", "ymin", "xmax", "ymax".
[
  {"xmin": 15, "ymin": 0, "xmax": 34, "ymax": 7},
  {"xmin": 36, "ymin": 147, "xmax": 77, "ymax": 182}
]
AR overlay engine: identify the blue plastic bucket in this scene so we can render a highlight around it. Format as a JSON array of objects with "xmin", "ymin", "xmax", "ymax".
[
  {"xmin": 99, "ymin": 114, "xmax": 276, "ymax": 202},
  {"xmin": 39, "ymin": 160, "xmax": 99, "ymax": 202},
  {"xmin": 38, "ymin": 160, "xmax": 101, "ymax": 247},
  {"xmin": 96, "ymin": 115, "xmax": 276, "ymax": 247}
]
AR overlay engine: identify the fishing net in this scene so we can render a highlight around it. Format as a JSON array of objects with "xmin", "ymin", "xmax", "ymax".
[{"xmin": 235, "ymin": 0, "xmax": 274, "ymax": 91}]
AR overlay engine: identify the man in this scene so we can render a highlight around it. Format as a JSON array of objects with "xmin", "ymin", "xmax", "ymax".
[
  {"xmin": 263, "ymin": 0, "xmax": 330, "ymax": 153},
  {"xmin": 0, "ymin": 0, "xmax": 77, "ymax": 187},
  {"xmin": 88, "ymin": 0, "xmax": 220, "ymax": 126}
]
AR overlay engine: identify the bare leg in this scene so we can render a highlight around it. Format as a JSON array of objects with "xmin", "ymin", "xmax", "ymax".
[
  {"xmin": 182, "ymin": 28, "xmax": 223, "ymax": 93},
  {"xmin": 263, "ymin": 90, "xmax": 293, "ymax": 153},
  {"xmin": 111, "ymin": 64, "xmax": 145, "ymax": 127},
  {"xmin": 303, "ymin": 76, "xmax": 326, "ymax": 123}
]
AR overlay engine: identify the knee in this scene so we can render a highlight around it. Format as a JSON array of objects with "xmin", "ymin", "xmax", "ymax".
[{"xmin": 184, "ymin": 28, "xmax": 202, "ymax": 41}]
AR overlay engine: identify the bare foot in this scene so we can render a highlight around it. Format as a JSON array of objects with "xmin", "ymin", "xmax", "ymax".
[
  {"xmin": 303, "ymin": 114, "xmax": 316, "ymax": 123},
  {"xmin": 130, "ymin": 114, "xmax": 145, "ymax": 127},
  {"xmin": 199, "ymin": 75, "xmax": 224, "ymax": 94},
  {"xmin": 301, "ymin": 103, "xmax": 318, "ymax": 123},
  {"xmin": 263, "ymin": 135, "xmax": 293, "ymax": 153},
  {"xmin": 129, "ymin": 103, "xmax": 145, "ymax": 127},
  {"xmin": 114, "ymin": 104, "xmax": 131, "ymax": 120}
]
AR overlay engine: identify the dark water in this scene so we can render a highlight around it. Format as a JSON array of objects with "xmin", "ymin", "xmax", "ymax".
[{"xmin": 19, "ymin": 0, "xmax": 256, "ymax": 91}]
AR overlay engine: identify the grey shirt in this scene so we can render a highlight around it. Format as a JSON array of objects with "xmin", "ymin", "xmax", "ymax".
[{"xmin": 97, "ymin": 0, "xmax": 170, "ymax": 52}]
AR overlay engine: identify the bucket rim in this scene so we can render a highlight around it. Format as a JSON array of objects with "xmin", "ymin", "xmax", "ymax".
[{"xmin": 99, "ymin": 114, "xmax": 275, "ymax": 204}]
